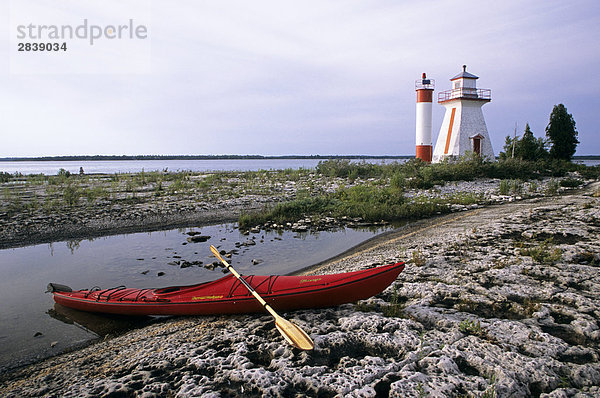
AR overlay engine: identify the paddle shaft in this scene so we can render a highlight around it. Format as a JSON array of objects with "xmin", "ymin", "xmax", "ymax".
[
  {"xmin": 220, "ymin": 258, "xmax": 277, "ymax": 318},
  {"xmin": 209, "ymin": 245, "xmax": 314, "ymax": 350}
]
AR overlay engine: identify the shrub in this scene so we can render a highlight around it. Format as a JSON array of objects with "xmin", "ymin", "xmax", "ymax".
[
  {"xmin": 578, "ymin": 165, "xmax": 600, "ymax": 180},
  {"xmin": 459, "ymin": 318, "xmax": 486, "ymax": 337},
  {"xmin": 390, "ymin": 172, "xmax": 406, "ymax": 190},
  {"xmin": 528, "ymin": 181, "xmax": 538, "ymax": 193},
  {"xmin": 510, "ymin": 179, "xmax": 523, "ymax": 195},
  {"xmin": 0, "ymin": 172, "xmax": 11, "ymax": 183},
  {"xmin": 559, "ymin": 178, "xmax": 583, "ymax": 188},
  {"xmin": 499, "ymin": 180, "xmax": 510, "ymax": 195},
  {"xmin": 519, "ymin": 239, "xmax": 562, "ymax": 264},
  {"xmin": 63, "ymin": 184, "xmax": 81, "ymax": 206},
  {"xmin": 411, "ymin": 249, "xmax": 426, "ymax": 267},
  {"xmin": 545, "ymin": 179, "xmax": 560, "ymax": 195}
]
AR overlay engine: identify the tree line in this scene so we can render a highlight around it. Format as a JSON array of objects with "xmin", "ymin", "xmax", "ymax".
[{"xmin": 500, "ymin": 104, "xmax": 579, "ymax": 161}]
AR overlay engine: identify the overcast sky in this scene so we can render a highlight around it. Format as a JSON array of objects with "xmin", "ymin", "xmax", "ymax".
[{"xmin": 1, "ymin": 0, "xmax": 599, "ymax": 157}]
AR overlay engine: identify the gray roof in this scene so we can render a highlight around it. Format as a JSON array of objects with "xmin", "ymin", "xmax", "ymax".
[{"xmin": 451, "ymin": 66, "xmax": 478, "ymax": 80}]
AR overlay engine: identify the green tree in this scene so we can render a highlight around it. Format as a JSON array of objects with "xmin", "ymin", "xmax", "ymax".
[
  {"xmin": 520, "ymin": 124, "xmax": 547, "ymax": 161},
  {"xmin": 545, "ymin": 104, "xmax": 578, "ymax": 161},
  {"xmin": 499, "ymin": 135, "xmax": 515, "ymax": 160},
  {"xmin": 499, "ymin": 124, "xmax": 547, "ymax": 161}
]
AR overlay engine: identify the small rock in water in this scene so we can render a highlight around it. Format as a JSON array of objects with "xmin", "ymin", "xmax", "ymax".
[
  {"xmin": 141, "ymin": 270, "xmax": 149, "ymax": 275},
  {"xmin": 34, "ymin": 331, "xmax": 43, "ymax": 338},
  {"xmin": 50, "ymin": 341, "xmax": 58, "ymax": 348},
  {"xmin": 187, "ymin": 235, "xmax": 211, "ymax": 243},
  {"xmin": 186, "ymin": 231, "xmax": 202, "ymax": 236},
  {"xmin": 157, "ymin": 272, "xmax": 165, "ymax": 276},
  {"xmin": 136, "ymin": 258, "xmax": 144, "ymax": 261},
  {"xmin": 251, "ymin": 259, "xmax": 263, "ymax": 265}
]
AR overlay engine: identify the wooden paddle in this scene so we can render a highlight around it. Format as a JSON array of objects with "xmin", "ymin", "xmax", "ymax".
[{"xmin": 210, "ymin": 245, "xmax": 314, "ymax": 350}]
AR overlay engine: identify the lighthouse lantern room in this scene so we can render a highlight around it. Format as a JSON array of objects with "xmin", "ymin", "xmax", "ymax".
[{"xmin": 432, "ymin": 65, "xmax": 494, "ymax": 163}]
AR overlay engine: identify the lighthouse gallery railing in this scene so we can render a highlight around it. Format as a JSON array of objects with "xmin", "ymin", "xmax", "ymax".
[{"xmin": 438, "ymin": 88, "xmax": 491, "ymax": 102}]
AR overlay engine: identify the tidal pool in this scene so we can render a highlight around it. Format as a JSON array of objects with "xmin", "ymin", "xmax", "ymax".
[{"xmin": 0, "ymin": 222, "xmax": 390, "ymax": 373}]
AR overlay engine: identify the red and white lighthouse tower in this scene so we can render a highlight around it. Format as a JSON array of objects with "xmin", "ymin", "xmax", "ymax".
[
  {"xmin": 415, "ymin": 73, "xmax": 434, "ymax": 162},
  {"xmin": 432, "ymin": 65, "xmax": 494, "ymax": 162}
]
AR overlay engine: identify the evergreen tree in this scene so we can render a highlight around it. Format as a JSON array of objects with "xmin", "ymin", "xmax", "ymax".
[
  {"xmin": 499, "ymin": 123, "xmax": 547, "ymax": 161},
  {"xmin": 545, "ymin": 104, "xmax": 579, "ymax": 161},
  {"xmin": 520, "ymin": 124, "xmax": 547, "ymax": 161},
  {"xmin": 499, "ymin": 135, "xmax": 516, "ymax": 160}
]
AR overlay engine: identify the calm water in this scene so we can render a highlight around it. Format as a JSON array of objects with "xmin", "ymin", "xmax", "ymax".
[
  {"xmin": 0, "ymin": 158, "xmax": 596, "ymax": 175},
  {"xmin": 0, "ymin": 222, "xmax": 390, "ymax": 373},
  {"xmin": 0, "ymin": 158, "xmax": 405, "ymax": 175}
]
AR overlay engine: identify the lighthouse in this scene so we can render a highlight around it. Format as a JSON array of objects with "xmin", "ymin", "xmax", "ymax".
[
  {"xmin": 432, "ymin": 65, "xmax": 494, "ymax": 163},
  {"xmin": 415, "ymin": 73, "xmax": 434, "ymax": 162}
]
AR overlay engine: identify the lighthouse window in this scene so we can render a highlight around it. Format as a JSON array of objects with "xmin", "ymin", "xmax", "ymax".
[{"xmin": 454, "ymin": 82, "xmax": 460, "ymax": 89}]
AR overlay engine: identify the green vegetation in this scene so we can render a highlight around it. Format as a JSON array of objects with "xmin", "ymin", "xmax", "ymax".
[
  {"xmin": 354, "ymin": 285, "xmax": 405, "ymax": 317},
  {"xmin": 458, "ymin": 318, "xmax": 486, "ymax": 337},
  {"xmin": 481, "ymin": 375, "xmax": 497, "ymax": 398},
  {"xmin": 498, "ymin": 179, "xmax": 523, "ymax": 195},
  {"xmin": 411, "ymin": 249, "xmax": 426, "ymax": 267},
  {"xmin": 544, "ymin": 179, "xmax": 560, "ymax": 196},
  {"xmin": 500, "ymin": 123, "xmax": 548, "ymax": 161},
  {"xmin": 317, "ymin": 155, "xmax": 589, "ymax": 183},
  {"xmin": 519, "ymin": 239, "xmax": 562, "ymax": 265},
  {"xmin": 62, "ymin": 184, "xmax": 81, "ymax": 206},
  {"xmin": 546, "ymin": 104, "xmax": 579, "ymax": 161},
  {"xmin": 239, "ymin": 155, "xmax": 594, "ymax": 229},
  {"xmin": 559, "ymin": 178, "xmax": 583, "ymax": 188},
  {"xmin": 238, "ymin": 183, "xmax": 484, "ymax": 229},
  {"xmin": 382, "ymin": 285, "xmax": 405, "ymax": 317},
  {"xmin": 1, "ymin": 155, "xmax": 598, "ymax": 228},
  {"xmin": 500, "ymin": 104, "xmax": 579, "ymax": 163}
]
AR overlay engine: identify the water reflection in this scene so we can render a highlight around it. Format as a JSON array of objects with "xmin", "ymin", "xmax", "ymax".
[{"xmin": 48, "ymin": 304, "xmax": 154, "ymax": 337}]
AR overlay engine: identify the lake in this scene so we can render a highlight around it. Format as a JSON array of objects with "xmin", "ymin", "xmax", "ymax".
[
  {"xmin": 1, "ymin": 157, "xmax": 597, "ymax": 176},
  {"xmin": 0, "ymin": 158, "xmax": 406, "ymax": 175}
]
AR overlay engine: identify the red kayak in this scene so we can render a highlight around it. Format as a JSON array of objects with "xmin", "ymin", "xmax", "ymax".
[{"xmin": 48, "ymin": 262, "xmax": 404, "ymax": 316}]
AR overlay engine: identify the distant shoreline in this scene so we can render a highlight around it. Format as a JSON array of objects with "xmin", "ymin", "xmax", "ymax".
[
  {"xmin": 1, "ymin": 154, "xmax": 599, "ymax": 162},
  {"xmin": 0, "ymin": 155, "xmax": 414, "ymax": 162}
]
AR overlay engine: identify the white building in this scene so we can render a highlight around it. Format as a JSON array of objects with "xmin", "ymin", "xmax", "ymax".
[{"xmin": 432, "ymin": 65, "xmax": 494, "ymax": 163}]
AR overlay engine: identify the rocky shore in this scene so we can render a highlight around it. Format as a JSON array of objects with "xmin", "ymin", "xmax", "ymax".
[{"xmin": 1, "ymin": 181, "xmax": 599, "ymax": 397}]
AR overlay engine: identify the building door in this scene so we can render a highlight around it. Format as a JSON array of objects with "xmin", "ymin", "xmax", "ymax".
[{"xmin": 473, "ymin": 136, "xmax": 481, "ymax": 156}]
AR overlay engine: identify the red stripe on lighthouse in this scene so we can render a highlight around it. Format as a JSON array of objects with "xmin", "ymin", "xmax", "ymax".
[
  {"xmin": 444, "ymin": 108, "xmax": 456, "ymax": 155},
  {"xmin": 416, "ymin": 90, "xmax": 433, "ymax": 103},
  {"xmin": 416, "ymin": 145, "xmax": 432, "ymax": 162}
]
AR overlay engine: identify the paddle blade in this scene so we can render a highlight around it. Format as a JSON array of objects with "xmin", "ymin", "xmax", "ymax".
[
  {"xmin": 275, "ymin": 316, "xmax": 314, "ymax": 350},
  {"xmin": 210, "ymin": 245, "xmax": 224, "ymax": 262}
]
